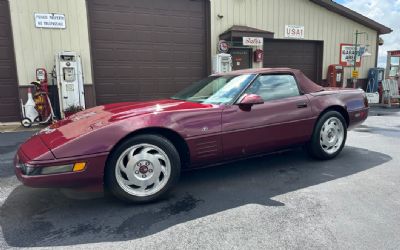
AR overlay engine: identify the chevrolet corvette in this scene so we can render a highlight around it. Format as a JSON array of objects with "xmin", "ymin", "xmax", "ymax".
[{"xmin": 15, "ymin": 68, "xmax": 369, "ymax": 203}]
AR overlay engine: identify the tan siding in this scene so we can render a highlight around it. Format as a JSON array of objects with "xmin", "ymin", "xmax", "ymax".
[
  {"xmin": 211, "ymin": 0, "xmax": 378, "ymax": 82},
  {"xmin": 9, "ymin": 0, "xmax": 92, "ymax": 86}
]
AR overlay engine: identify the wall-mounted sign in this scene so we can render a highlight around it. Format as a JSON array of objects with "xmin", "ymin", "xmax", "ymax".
[
  {"xmin": 285, "ymin": 25, "xmax": 304, "ymax": 39},
  {"xmin": 243, "ymin": 37, "xmax": 263, "ymax": 46},
  {"xmin": 340, "ymin": 43, "xmax": 361, "ymax": 67},
  {"xmin": 34, "ymin": 13, "xmax": 66, "ymax": 29},
  {"xmin": 218, "ymin": 40, "xmax": 229, "ymax": 53}
]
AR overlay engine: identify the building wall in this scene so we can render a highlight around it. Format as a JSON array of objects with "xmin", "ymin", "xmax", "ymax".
[
  {"xmin": 8, "ymin": 0, "xmax": 92, "ymax": 86},
  {"xmin": 8, "ymin": 0, "xmax": 379, "ymax": 87},
  {"xmin": 210, "ymin": 0, "xmax": 378, "ymax": 83}
]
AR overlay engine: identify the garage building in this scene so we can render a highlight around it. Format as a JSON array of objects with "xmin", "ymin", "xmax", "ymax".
[{"xmin": 0, "ymin": 0, "xmax": 392, "ymax": 122}]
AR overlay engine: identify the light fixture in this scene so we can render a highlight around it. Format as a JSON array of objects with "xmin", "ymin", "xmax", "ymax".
[{"xmin": 362, "ymin": 45, "xmax": 372, "ymax": 57}]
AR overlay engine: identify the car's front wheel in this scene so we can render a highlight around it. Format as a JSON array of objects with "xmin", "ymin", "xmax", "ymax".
[
  {"xmin": 307, "ymin": 111, "xmax": 347, "ymax": 160},
  {"xmin": 105, "ymin": 134, "xmax": 181, "ymax": 203}
]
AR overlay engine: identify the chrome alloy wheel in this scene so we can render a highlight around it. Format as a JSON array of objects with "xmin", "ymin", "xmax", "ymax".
[
  {"xmin": 115, "ymin": 143, "xmax": 171, "ymax": 197},
  {"xmin": 319, "ymin": 117, "xmax": 344, "ymax": 155}
]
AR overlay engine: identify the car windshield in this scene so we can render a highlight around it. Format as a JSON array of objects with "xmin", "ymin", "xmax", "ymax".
[{"xmin": 171, "ymin": 74, "xmax": 255, "ymax": 104}]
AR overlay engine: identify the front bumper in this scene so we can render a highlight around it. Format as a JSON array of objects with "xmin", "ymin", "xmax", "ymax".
[{"xmin": 15, "ymin": 149, "xmax": 108, "ymax": 189}]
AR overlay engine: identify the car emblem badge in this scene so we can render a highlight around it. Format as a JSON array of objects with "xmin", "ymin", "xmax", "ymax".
[{"xmin": 202, "ymin": 126, "xmax": 208, "ymax": 132}]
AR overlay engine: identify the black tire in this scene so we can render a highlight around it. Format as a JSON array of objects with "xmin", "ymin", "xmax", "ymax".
[
  {"xmin": 21, "ymin": 118, "xmax": 32, "ymax": 128},
  {"xmin": 307, "ymin": 111, "xmax": 347, "ymax": 160},
  {"xmin": 105, "ymin": 134, "xmax": 181, "ymax": 203}
]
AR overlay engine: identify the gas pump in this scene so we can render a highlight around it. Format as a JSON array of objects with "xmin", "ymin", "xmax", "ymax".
[
  {"xmin": 212, "ymin": 53, "xmax": 232, "ymax": 74},
  {"xmin": 327, "ymin": 64, "xmax": 344, "ymax": 87},
  {"xmin": 366, "ymin": 68, "xmax": 384, "ymax": 104},
  {"xmin": 55, "ymin": 51, "xmax": 85, "ymax": 118},
  {"xmin": 386, "ymin": 50, "xmax": 400, "ymax": 80},
  {"xmin": 36, "ymin": 68, "xmax": 48, "ymax": 91}
]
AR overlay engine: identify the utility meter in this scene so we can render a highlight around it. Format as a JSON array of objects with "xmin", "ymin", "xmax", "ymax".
[
  {"xmin": 212, "ymin": 53, "xmax": 232, "ymax": 74},
  {"xmin": 55, "ymin": 51, "xmax": 85, "ymax": 117}
]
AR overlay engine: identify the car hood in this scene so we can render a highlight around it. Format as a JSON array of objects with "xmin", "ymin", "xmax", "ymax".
[{"xmin": 36, "ymin": 99, "xmax": 214, "ymax": 158}]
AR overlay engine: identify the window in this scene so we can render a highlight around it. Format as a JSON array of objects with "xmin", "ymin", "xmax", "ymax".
[
  {"xmin": 245, "ymin": 74, "xmax": 300, "ymax": 101},
  {"xmin": 172, "ymin": 74, "xmax": 255, "ymax": 104}
]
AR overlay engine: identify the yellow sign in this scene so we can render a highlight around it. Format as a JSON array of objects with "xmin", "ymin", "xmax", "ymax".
[{"xmin": 352, "ymin": 70, "xmax": 359, "ymax": 78}]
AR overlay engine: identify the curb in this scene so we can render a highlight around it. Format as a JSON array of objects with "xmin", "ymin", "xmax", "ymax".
[{"xmin": 0, "ymin": 123, "xmax": 42, "ymax": 133}]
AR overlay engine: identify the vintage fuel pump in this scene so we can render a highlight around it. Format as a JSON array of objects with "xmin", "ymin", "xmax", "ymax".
[
  {"xmin": 20, "ymin": 68, "xmax": 56, "ymax": 127},
  {"xmin": 36, "ymin": 68, "xmax": 48, "ymax": 90},
  {"xmin": 366, "ymin": 68, "xmax": 384, "ymax": 104},
  {"xmin": 55, "ymin": 51, "xmax": 85, "ymax": 118},
  {"xmin": 327, "ymin": 64, "xmax": 344, "ymax": 87},
  {"xmin": 386, "ymin": 50, "xmax": 400, "ymax": 88},
  {"xmin": 212, "ymin": 53, "xmax": 232, "ymax": 74}
]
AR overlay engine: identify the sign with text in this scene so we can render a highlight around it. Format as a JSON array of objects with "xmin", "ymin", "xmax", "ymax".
[
  {"xmin": 352, "ymin": 70, "xmax": 359, "ymax": 78},
  {"xmin": 285, "ymin": 25, "xmax": 304, "ymax": 39},
  {"xmin": 243, "ymin": 37, "xmax": 263, "ymax": 46},
  {"xmin": 340, "ymin": 43, "xmax": 361, "ymax": 67},
  {"xmin": 35, "ymin": 13, "xmax": 66, "ymax": 29}
]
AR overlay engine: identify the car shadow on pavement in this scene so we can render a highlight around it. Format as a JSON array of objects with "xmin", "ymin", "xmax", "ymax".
[{"xmin": 0, "ymin": 146, "xmax": 392, "ymax": 247}]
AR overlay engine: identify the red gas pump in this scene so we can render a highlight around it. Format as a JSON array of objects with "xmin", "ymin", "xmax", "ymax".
[
  {"xmin": 35, "ymin": 68, "xmax": 48, "ymax": 92},
  {"xmin": 31, "ymin": 68, "xmax": 54, "ymax": 123},
  {"xmin": 327, "ymin": 64, "xmax": 344, "ymax": 87}
]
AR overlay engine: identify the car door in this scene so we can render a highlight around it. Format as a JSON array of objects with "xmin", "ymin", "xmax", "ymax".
[{"xmin": 222, "ymin": 74, "xmax": 314, "ymax": 160}]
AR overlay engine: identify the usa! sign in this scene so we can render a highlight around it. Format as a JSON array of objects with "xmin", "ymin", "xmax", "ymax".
[{"xmin": 285, "ymin": 25, "xmax": 305, "ymax": 39}]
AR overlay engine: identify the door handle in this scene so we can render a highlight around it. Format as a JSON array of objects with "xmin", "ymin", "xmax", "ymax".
[{"xmin": 297, "ymin": 102, "xmax": 308, "ymax": 108}]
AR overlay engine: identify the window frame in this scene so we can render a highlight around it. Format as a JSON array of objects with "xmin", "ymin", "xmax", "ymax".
[{"xmin": 234, "ymin": 73, "xmax": 303, "ymax": 104}]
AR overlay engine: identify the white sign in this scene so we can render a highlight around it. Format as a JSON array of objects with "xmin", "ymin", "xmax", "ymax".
[
  {"xmin": 35, "ymin": 13, "xmax": 66, "ymax": 29},
  {"xmin": 340, "ymin": 44, "xmax": 361, "ymax": 67},
  {"xmin": 243, "ymin": 37, "xmax": 263, "ymax": 46},
  {"xmin": 285, "ymin": 25, "xmax": 304, "ymax": 39}
]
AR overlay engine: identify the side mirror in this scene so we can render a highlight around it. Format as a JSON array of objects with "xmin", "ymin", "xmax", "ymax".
[{"xmin": 239, "ymin": 94, "xmax": 264, "ymax": 106}]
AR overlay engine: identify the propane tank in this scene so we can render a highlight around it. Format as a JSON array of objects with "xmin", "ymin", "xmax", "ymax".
[{"xmin": 25, "ymin": 88, "xmax": 39, "ymax": 122}]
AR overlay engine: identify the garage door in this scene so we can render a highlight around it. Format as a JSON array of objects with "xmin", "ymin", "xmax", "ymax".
[
  {"xmin": 88, "ymin": 0, "xmax": 209, "ymax": 104},
  {"xmin": 263, "ymin": 39, "xmax": 323, "ymax": 83},
  {"xmin": 0, "ymin": 0, "xmax": 19, "ymax": 122}
]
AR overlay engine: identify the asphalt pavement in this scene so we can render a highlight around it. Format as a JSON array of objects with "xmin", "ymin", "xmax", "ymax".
[{"xmin": 0, "ymin": 108, "xmax": 400, "ymax": 249}]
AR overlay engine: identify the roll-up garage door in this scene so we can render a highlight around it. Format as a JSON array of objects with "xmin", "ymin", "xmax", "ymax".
[
  {"xmin": 87, "ymin": 0, "xmax": 209, "ymax": 104},
  {"xmin": 0, "ymin": 0, "xmax": 19, "ymax": 122},
  {"xmin": 263, "ymin": 39, "xmax": 323, "ymax": 83}
]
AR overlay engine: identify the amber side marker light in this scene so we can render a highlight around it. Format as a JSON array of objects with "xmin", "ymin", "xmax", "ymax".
[{"xmin": 73, "ymin": 162, "xmax": 87, "ymax": 172}]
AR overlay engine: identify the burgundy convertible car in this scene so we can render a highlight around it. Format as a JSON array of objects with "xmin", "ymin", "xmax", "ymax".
[{"xmin": 15, "ymin": 68, "xmax": 368, "ymax": 203}]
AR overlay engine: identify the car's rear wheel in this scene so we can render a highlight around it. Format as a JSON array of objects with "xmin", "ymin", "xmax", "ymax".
[
  {"xmin": 307, "ymin": 111, "xmax": 347, "ymax": 160},
  {"xmin": 105, "ymin": 134, "xmax": 180, "ymax": 203}
]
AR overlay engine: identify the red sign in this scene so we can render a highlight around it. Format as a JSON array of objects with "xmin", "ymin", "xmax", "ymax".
[{"xmin": 390, "ymin": 50, "xmax": 400, "ymax": 56}]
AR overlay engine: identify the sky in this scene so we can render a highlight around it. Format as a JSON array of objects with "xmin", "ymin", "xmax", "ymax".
[{"xmin": 334, "ymin": 0, "xmax": 400, "ymax": 67}]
